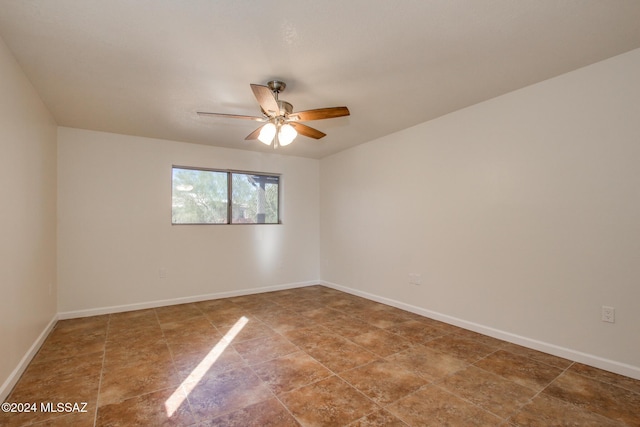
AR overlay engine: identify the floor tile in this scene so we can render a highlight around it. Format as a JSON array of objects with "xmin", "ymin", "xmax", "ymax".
[
  {"xmin": 453, "ymin": 328, "xmax": 508, "ymax": 348},
  {"xmin": 348, "ymin": 329, "xmax": 413, "ymax": 357},
  {"xmin": 568, "ymin": 362, "xmax": 640, "ymax": 394},
  {"xmin": 161, "ymin": 316, "xmax": 218, "ymax": 341},
  {"xmin": 104, "ymin": 337, "xmax": 172, "ymax": 369},
  {"xmin": 509, "ymin": 393, "xmax": 626, "ymax": 426},
  {"xmin": 96, "ymin": 387, "xmax": 194, "ymax": 426},
  {"xmin": 386, "ymin": 345, "xmax": 469, "ymax": 382},
  {"xmin": 385, "ymin": 320, "xmax": 448, "ymax": 343},
  {"xmin": 99, "ymin": 357, "xmax": 181, "ymax": 406},
  {"xmin": 474, "ymin": 349, "xmax": 563, "ymax": 392},
  {"xmin": 171, "ymin": 340, "xmax": 247, "ymax": 381},
  {"xmin": 30, "ymin": 410, "xmax": 97, "ymax": 427},
  {"xmin": 542, "ymin": 370, "xmax": 640, "ymax": 425},
  {"xmin": 346, "ymin": 409, "xmax": 407, "ymax": 426},
  {"xmin": 155, "ymin": 303, "xmax": 204, "ymax": 325},
  {"xmin": 215, "ymin": 318, "xmax": 276, "ymax": 343},
  {"xmin": 35, "ymin": 329, "xmax": 106, "ymax": 361},
  {"xmin": 108, "ymin": 308, "xmax": 159, "ymax": 329},
  {"xmin": 324, "ymin": 295, "xmax": 367, "ymax": 310},
  {"xmin": 167, "ymin": 334, "xmax": 225, "ymax": 361},
  {"xmin": 201, "ymin": 306, "xmax": 252, "ymax": 328},
  {"xmin": 226, "ymin": 294, "xmax": 272, "ymax": 310},
  {"xmin": 501, "ymin": 343, "xmax": 573, "ymax": 370},
  {"xmin": 22, "ymin": 350, "xmax": 104, "ymax": 384},
  {"xmin": 387, "ymin": 385, "xmax": 503, "ymax": 426},
  {"xmin": 303, "ymin": 307, "xmax": 353, "ymax": 323},
  {"xmin": 107, "ymin": 311, "xmax": 164, "ymax": 341},
  {"xmin": 279, "ymin": 375, "xmax": 379, "ymax": 426},
  {"xmin": 353, "ymin": 309, "xmax": 411, "ymax": 329},
  {"xmin": 232, "ymin": 334, "xmax": 299, "ymax": 365},
  {"xmin": 439, "ymin": 365, "xmax": 536, "ymax": 419},
  {"xmin": 322, "ymin": 318, "xmax": 380, "ymax": 338},
  {"xmin": 255, "ymin": 310, "xmax": 318, "ymax": 334},
  {"xmin": 423, "ymin": 334, "xmax": 498, "ymax": 363},
  {"xmin": 54, "ymin": 315, "xmax": 109, "ymax": 334},
  {"xmin": 281, "ymin": 325, "xmax": 339, "ymax": 351},
  {"xmin": 4, "ymin": 354, "xmax": 102, "ymax": 425},
  {"xmin": 244, "ymin": 303, "xmax": 293, "ymax": 319},
  {"xmin": 285, "ymin": 299, "xmax": 330, "ymax": 314},
  {"xmin": 340, "ymin": 359, "xmax": 427, "ymax": 405},
  {"xmin": 304, "ymin": 336, "xmax": 379, "ymax": 373},
  {"xmin": 6, "ymin": 373, "xmax": 99, "ymax": 426},
  {"xmin": 263, "ymin": 293, "xmax": 310, "ymax": 308},
  {"xmin": 106, "ymin": 324, "xmax": 165, "ymax": 345},
  {"xmin": 194, "ymin": 298, "xmax": 240, "ymax": 312},
  {"xmin": 186, "ymin": 366, "xmax": 273, "ymax": 423},
  {"xmin": 417, "ymin": 317, "xmax": 465, "ymax": 334},
  {"xmin": 348, "ymin": 301, "xmax": 393, "ymax": 314},
  {"xmin": 252, "ymin": 351, "xmax": 332, "ymax": 395},
  {"xmin": 204, "ymin": 397, "xmax": 300, "ymax": 427}
]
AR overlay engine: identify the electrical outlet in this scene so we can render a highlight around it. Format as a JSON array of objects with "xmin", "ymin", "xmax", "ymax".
[
  {"xmin": 601, "ymin": 306, "xmax": 615, "ymax": 323},
  {"xmin": 408, "ymin": 273, "xmax": 422, "ymax": 286},
  {"xmin": 159, "ymin": 268, "xmax": 167, "ymax": 279}
]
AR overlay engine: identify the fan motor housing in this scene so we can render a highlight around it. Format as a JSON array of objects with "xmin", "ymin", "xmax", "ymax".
[{"xmin": 277, "ymin": 100, "xmax": 293, "ymax": 116}]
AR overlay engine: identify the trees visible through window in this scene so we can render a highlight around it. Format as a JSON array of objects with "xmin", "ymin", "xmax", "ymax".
[
  {"xmin": 172, "ymin": 167, "xmax": 280, "ymax": 224},
  {"xmin": 172, "ymin": 168, "xmax": 228, "ymax": 224},
  {"xmin": 232, "ymin": 173, "xmax": 279, "ymax": 224}
]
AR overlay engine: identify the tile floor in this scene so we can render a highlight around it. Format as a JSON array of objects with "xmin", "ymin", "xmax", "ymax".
[{"xmin": 1, "ymin": 285, "xmax": 639, "ymax": 426}]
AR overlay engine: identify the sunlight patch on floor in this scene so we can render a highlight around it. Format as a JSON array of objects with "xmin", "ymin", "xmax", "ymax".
[{"xmin": 164, "ymin": 316, "xmax": 249, "ymax": 417}]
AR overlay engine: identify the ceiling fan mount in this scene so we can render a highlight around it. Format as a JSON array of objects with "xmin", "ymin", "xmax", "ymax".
[
  {"xmin": 267, "ymin": 79, "xmax": 287, "ymax": 94},
  {"xmin": 197, "ymin": 80, "xmax": 349, "ymax": 148}
]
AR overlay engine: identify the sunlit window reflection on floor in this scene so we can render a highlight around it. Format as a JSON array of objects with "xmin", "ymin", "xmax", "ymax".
[{"xmin": 165, "ymin": 316, "xmax": 249, "ymax": 417}]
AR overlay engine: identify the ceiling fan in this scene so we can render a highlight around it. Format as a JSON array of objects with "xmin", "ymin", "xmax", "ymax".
[{"xmin": 197, "ymin": 80, "xmax": 350, "ymax": 148}]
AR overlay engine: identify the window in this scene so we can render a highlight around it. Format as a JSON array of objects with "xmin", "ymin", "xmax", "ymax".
[
  {"xmin": 172, "ymin": 167, "xmax": 280, "ymax": 224},
  {"xmin": 172, "ymin": 168, "xmax": 228, "ymax": 224},
  {"xmin": 232, "ymin": 173, "xmax": 280, "ymax": 224}
]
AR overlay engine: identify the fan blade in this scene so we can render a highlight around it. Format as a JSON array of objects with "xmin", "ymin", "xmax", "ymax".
[
  {"xmin": 289, "ymin": 106, "xmax": 350, "ymax": 121},
  {"xmin": 245, "ymin": 125, "xmax": 265, "ymax": 140},
  {"xmin": 250, "ymin": 84, "xmax": 279, "ymax": 117},
  {"xmin": 291, "ymin": 123, "xmax": 326, "ymax": 139},
  {"xmin": 197, "ymin": 112, "xmax": 265, "ymax": 121}
]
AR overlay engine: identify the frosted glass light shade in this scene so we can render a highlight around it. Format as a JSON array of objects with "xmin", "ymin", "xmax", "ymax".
[
  {"xmin": 278, "ymin": 123, "xmax": 297, "ymax": 146},
  {"xmin": 258, "ymin": 123, "xmax": 276, "ymax": 145}
]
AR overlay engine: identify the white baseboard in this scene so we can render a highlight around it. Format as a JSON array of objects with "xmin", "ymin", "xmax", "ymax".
[
  {"xmin": 58, "ymin": 280, "xmax": 318, "ymax": 319},
  {"xmin": 321, "ymin": 280, "xmax": 640, "ymax": 381},
  {"xmin": 0, "ymin": 314, "xmax": 58, "ymax": 402}
]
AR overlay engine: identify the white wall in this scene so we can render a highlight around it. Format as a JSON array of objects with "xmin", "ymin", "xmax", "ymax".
[
  {"xmin": 57, "ymin": 128, "xmax": 320, "ymax": 314},
  {"xmin": 0, "ymin": 37, "xmax": 57, "ymax": 397},
  {"xmin": 320, "ymin": 48, "xmax": 640, "ymax": 376}
]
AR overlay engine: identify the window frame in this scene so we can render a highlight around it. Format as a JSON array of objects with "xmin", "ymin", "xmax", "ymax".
[{"xmin": 171, "ymin": 165, "xmax": 281, "ymax": 225}]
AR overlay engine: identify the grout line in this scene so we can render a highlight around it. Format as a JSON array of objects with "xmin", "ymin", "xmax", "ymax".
[
  {"xmin": 529, "ymin": 360, "xmax": 574, "ymax": 401},
  {"xmin": 502, "ymin": 361, "xmax": 577, "ymax": 425},
  {"xmin": 93, "ymin": 315, "xmax": 111, "ymax": 427}
]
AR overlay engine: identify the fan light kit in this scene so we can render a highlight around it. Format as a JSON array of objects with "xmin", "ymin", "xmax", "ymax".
[{"xmin": 197, "ymin": 80, "xmax": 350, "ymax": 148}]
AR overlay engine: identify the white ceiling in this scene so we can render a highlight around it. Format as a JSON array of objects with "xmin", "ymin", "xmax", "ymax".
[{"xmin": 1, "ymin": 1, "xmax": 640, "ymax": 159}]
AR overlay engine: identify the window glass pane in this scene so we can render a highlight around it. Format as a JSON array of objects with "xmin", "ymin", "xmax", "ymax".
[
  {"xmin": 172, "ymin": 168, "xmax": 228, "ymax": 224},
  {"xmin": 231, "ymin": 173, "xmax": 279, "ymax": 224}
]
